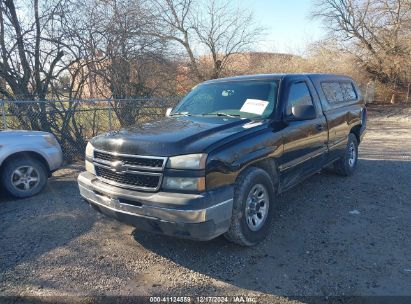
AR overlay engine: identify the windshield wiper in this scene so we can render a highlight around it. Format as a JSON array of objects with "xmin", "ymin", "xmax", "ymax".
[
  {"xmin": 202, "ymin": 112, "xmax": 241, "ymax": 118},
  {"xmin": 170, "ymin": 112, "xmax": 191, "ymax": 117}
]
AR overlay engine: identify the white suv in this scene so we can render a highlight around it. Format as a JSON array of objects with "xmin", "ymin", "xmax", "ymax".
[{"xmin": 0, "ymin": 130, "xmax": 63, "ymax": 198}]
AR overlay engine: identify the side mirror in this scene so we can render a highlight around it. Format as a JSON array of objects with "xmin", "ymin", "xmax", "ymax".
[
  {"xmin": 291, "ymin": 104, "xmax": 316, "ymax": 121},
  {"xmin": 165, "ymin": 108, "xmax": 173, "ymax": 117}
]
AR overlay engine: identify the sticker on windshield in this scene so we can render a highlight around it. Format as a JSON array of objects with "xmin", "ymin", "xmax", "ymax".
[
  {"xmin": 243, "ymin": 121, "xmax": 263, "ymax": 129},
  {"xmin": 240, "ymin": 99, "xmax": 269, "ymax": 115}
]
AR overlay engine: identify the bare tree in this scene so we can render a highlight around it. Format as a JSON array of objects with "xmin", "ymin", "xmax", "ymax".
[
  {"xmin": 70, "ymin": 0, "xmax": 175, "ymax": 126},
  {"xmin": 0, "ymin": 0, "xmax": 82, "ymax": 100},
  {"xmin": 0, "ymin": 0, "xmax": 87, "ymax": 134},
  {"xmin": 194, "ymin": 0, "xmax": 263, "ymax": 79},
  {"xmin": 313, "ymin": 0, "xmax": 411, "ymax": 102},
  {"xmin": 148, "ymin": 0, "xmax": 263, "ymax": 82},
  {"xmin": 0, "ymin": 0, "xmax": 106, "ymax": 156}
]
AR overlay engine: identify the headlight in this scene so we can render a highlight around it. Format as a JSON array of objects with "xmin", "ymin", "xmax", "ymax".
[
  {"xmin": 162, "ymin": 176, "xmax": 205, "ymax": 191},
  {"xmin": 85, "ymin": 159, "xmax": 96, "ymax": 175},
  {"xmin": 166, "ymin": 153, "xmax": 207, "ymax": 170},
  {"xmin": 85, "ymin": 142, "xmax": 94, "ymax": 158}
]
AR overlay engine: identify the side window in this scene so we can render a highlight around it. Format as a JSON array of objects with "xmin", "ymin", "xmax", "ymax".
[
  {"xmin": 286, "ymin": 82, "xmax": 314, "ymax": 116},
  {"xmin": 340, "ymin": 82, "xmax": 357, "ymax": 101},
  {"xmin": 321, "ymin": 82, "xmax": 344, "ymax": 103}
]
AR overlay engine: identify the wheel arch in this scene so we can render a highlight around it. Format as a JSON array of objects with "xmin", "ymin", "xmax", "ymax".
[
  {"xmin": 350, "ymin": 124, "xmax": 362, "ymax": 144},
  {"xmin": 237, "ymin": 158, "xmax": 280, "ymax": 194},
  {"xmin": 0, "ymin": 151, "xmax": 51, "ymax": 176}
]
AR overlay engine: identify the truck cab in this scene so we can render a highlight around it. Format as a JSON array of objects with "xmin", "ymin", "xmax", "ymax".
[{"xmin": 78, "ymin": 73, "xmax": 366, "ymax": 246}]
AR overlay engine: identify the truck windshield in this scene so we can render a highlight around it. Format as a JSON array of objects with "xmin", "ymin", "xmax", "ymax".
[{"xmin": 171, "ymin": 80, "xmax": 278, "ymax": 119}]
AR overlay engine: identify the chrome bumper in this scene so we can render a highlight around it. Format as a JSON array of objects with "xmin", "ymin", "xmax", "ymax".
[{"xmin": 78, "ymin": 172, "xmax": 233, "ymax": 240}]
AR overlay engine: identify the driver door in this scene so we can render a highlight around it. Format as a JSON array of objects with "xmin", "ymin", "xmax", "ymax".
[{"xmin": 279, "ymin": 78, "xmax": 328, "ymax": 191}]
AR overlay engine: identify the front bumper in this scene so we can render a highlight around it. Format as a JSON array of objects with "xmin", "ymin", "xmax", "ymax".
[{"xmin": 78, "ymin": 172, "xmax": 233, "ymax": 241}]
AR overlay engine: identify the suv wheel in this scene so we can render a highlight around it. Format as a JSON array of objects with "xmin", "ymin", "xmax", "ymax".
[
  {"xmin": 333, "ymin": 133, "xmax": 358, "ymax": 176},
  {"xmin": 224, "ymin": 167, "xmax": 276, "ymax": 246},
  {"xmin": 1, "ymin": 157, "xmax": 48, "ymax": 198}
]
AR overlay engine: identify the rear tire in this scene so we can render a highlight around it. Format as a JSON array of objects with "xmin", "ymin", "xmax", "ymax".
[
  {"xmin": 333, "ymin": 133, "xmax": 358, "ymax": 176},
  {"xmin": 1, "ymin": 157, "xmax": 48, "ymax": 198},
  {"xmin": 224, "ymin": 167, "xmax": 276, "ymax": 246}
]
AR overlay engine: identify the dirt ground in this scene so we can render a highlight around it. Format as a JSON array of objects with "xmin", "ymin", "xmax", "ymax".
[{"xmin": 1, "ymin": 105, "xmax": 411, "ymax": 303}]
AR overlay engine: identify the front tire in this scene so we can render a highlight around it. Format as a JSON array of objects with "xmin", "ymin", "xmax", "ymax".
[
  {"xmin": 1, "ymin": 157, "xmax": 48, "ymax": 198},
  {"xmin": 333, "ymin": 133, "xmax": 358, "ymax": 176},
  {"xmin": 224, "ymin": 167, "xmax": 276, "ymax": 246}
]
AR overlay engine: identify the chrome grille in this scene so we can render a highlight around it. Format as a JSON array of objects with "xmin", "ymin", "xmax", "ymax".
[
  {"xmin": 92, "ymin": 149, "xmax": 166, "ymax": 191},
  {"xmin": 94, "ymin": 151, "xmax": 164, "ymax": 169}
]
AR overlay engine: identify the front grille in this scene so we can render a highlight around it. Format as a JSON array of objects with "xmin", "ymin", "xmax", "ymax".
[
  {"xmin": 94, "ymin": 151, "xmax": 164, "ymax": 168},
  {"xmin": 92, "ymin": 149, "xmax": 166, "ymax": 191},
  {"xmin": 95, "ymin": 167, "xmax": 161, "ymax": 190}
]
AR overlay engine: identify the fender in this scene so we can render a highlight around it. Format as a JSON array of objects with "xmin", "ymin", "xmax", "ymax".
[
  {"xmin": 205, "ymin": 128, "xmax": 283, "ymax": 190},
  {"xmin": 0, "ymin": 143, "xmax": 62, "ymax": 171}
]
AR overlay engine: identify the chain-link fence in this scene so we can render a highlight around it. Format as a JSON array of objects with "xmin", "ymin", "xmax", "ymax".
[{"xmin": 0, "ymin": 98, "xmax": 179, "ymax": 163}]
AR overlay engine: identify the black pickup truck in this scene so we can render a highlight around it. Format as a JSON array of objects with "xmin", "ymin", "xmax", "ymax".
[{"xmin": 78, "ymin": 73, "xmax": 367, "ymax": 246}]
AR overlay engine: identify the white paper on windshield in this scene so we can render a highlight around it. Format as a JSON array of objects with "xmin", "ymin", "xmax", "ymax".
[
  {"xmin": 242, "ymin": 121, "xmax": 263, "ymax": 129},
  {"xmin": 240, "ymin": 99, "xmax": 269, "ymax": 115}
]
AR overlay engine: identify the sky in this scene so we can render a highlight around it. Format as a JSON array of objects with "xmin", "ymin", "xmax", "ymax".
[{"xmin": 240, "ymin": 0, "xmax": 327, "ymax": 55}]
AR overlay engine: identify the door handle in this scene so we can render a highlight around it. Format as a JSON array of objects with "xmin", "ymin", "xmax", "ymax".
[{"xmin": 316, "ymin": 124, "xmax": 324, "ymax": 131}]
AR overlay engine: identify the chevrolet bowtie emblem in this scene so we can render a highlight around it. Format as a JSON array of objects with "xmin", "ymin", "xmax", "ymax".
[{"xmin": 110, "ymin": 160, "xmax": 126, "ymax": 173}]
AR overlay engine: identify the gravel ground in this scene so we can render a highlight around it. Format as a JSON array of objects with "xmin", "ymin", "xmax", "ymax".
[{"xmin": 1, "ymin": 105, "xmax": 411, "ymax": 303}]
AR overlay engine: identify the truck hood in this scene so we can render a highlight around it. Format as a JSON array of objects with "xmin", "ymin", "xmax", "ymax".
[{"xmin": 91, "ymin": 116, "xmax": 268, "ymax": 156}]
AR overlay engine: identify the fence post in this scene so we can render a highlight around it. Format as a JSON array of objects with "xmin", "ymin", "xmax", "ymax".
[
  {"xmin": 1, "ymin": 99, "xmax": 6, "ymax": 130},
  {"xmin": 108, "ymin": 100, "xmax": 112, "ymax": 131}
]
